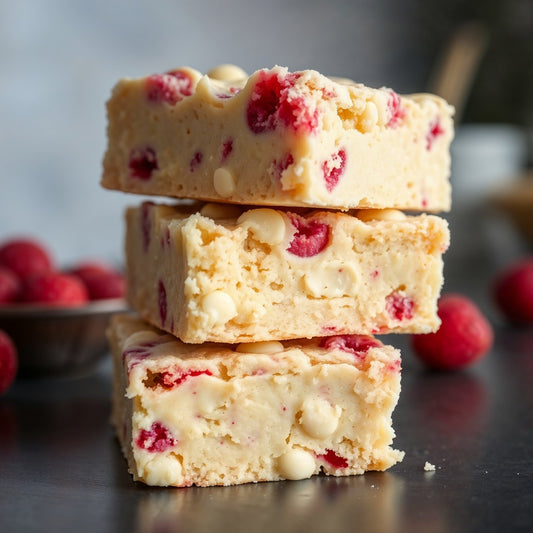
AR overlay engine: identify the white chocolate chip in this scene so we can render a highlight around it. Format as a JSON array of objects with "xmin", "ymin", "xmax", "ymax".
[
  {"xmin": 278, "ymin": 448, "xmax": 316, "ymax": 480},
  {"xmin": 356, "ymin": 209, "xmax": 406, "ymax": 222},
  {"xmin": 213, "ymin": 167, "xmax": 236, "ymax": 197},
  {"xmin": 299, "ymin": 398, "xmax": 341, "ymax": 439},
  {"xmin": 235, "ymin": 340, "xmax": 284, "ymax": 354},
  {"xmin": 359, "ymin": 101, "xmax": 378, "ymax": 133},
  {"xmin": 200, "ymin": 203, "xmax": 242, "ymax": 220},
  {"xmin": 207, "ymin": 64, "xmax": 248, "ymax": 82},
  {"xmin": 237, "ymin": 208, "xmax": 286, "ymax": 246},
  {"xmin": 142, "ymin": 455, "xmax": 183, "ymax": 486},
  {"xmin": 303, "ymin": 262, "xmax": 357, "ymax": 298},
  {"xmin": 201, "ymin": 290, "xmax": 237, "ymax": 325}
]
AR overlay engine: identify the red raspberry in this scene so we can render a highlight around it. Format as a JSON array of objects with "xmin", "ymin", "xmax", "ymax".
[
  {"xmin": 286, "ymin": 213, "xmax": 330, "ymax": 257},
  {"xmin": 386, "ymin": 291, "xmax": 415, "ymax": 322},
  {"xmin": 411, "ymin": 294, "xmax": 493, "ymax": 371},
  {"xmin": 322, "ymin": 148, "xmax": 346, "ymax": 192},
  {"xmin": 21, "ymin": 272, "xmax": 89, "ymax": 306},
  {"xmin": 146, "ymin": 69, "xmax": 194, "ymax": 105},
  {"xmin": 189, "ymin": 151, "xmax": 203, "ymax": 172},
  {"xmin": 246, "ymin": 70, "xmax": 318, "ymax": 134},
  {"xmin": 129, "ymin": 146, "xmax": 158, "ymax": 180},
  {"xmin": 136, "ymin": 421, "xmax": 177, "ymax": 452},
  {"xmin": 493, "ymin": 258, "xmax": 533, "ymax": 324},
  {"xmin": 317, "ymin": 449, "xmax": 348, "ymax": 469},
  {"xmin": 151, "ymin": 368, "xmax": 213, "ymax": 389},
  {"xmin": 79, "ymin": 270, "xmax": 125, "ymax": 301},
  {"xmin": 426, "ymin": 116, "xmax": 445, "ymax": 150},
  {"xmin": 386, "ymin": 90, "xmax": 406, "ymax": 128},
  {"xmin": 320, "ymin": 334, "xmax": 382, "ymax": 356},
  {"xmin": 220, "ymin": 138, "xmax": 233, "ymax": 162},
  {"xmin": 158, "ymin": 280, "xmax": 167, "ymax": 326},
  {"xmin": 0, "ymin": 238, "xmax": 53, "ymax": 280},
  {"xmin": 0, "ymin": 330, "xmax": 18, "ymax": 395},
  {"xmin": 68, "ymin": 261, "xmax": 112, "ymax": 279},
  {"xmin": 0, "ymin": 267, "xmax": 22, "ymax": 303}
]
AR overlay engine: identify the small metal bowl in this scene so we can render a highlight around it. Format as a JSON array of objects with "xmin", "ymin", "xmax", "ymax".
[{"xmin": 0, "ymin": 299, "xmax": 129, "ymax": 377}]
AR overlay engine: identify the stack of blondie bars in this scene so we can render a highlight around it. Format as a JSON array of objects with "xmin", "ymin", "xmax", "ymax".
[{"xmin": 101, "ymin": 64, "xmax": 453, "ymax": 487}]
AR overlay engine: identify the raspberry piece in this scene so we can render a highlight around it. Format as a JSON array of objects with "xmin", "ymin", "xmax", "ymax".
[
  {"xmin": 246, "ymin": 70, "xmax": 317, "ymax": 134},
  {"xmin": 21, "ymin": 272, "xmax": 89, "ymax": 306},
  {"xmin": 189, "ymin": 151, "xmax": 203, "ymax": 172},
  {"xmin": 322, "ymin": 148, "xmax": 347, "ymax": 192},
  {"xmin": 411, "ymin": 294, "xmax": 493, "ymax": 371},
  {"xmin": 318, "ymin": 449, "xmax": 348, "ymax": 469},
  {"xmin": 320, "ymin": 335, "xmax": 382, "ymax": 358},
  {"xmin": 426, "ymin": 117, "xmax": 445, "ymax": 150},
  {"xmin": 136, "ymin": 421, "xmax": 177, "ymax": 452},
  {"xmin": 493, "ymin": 258, "xmax": 533, "ymax": 324},
  {"xmin": 0, "ymin": 267, "xmax": 22, "ymax": 303},
  {"xmin": 158, "ymin": 280, "xmax": 167, "ymax": 326},
  {"xmin": 129, "ymin": 147, "xmax": 158, "ymax": 180},
  {"xmin": 0, "ymin": 330, "xmax": 17, "ymax": 396},
  {"xmin": 386, "ymin": 291, "xmax": 414, "ymax": 321},
  {"xmin": 150, "ymin": 368, "xmax": 213, "ymax": 389},
  {"xmin": 146, "ymin": 69, "xmax": 194, "ymax": 105},
  {"xmin": 0, "ymin": 238, "xmax": 53, "ymax": 280},
  {"xmin": 386, "ymin": 90, "xmax": 406, "ymax": 128},
  {"xmin": 286, "ymin": 213, "xmax": 330, "ymax": 258},
  {"xmin": 220, "ymin": 139, "xmax": 233, "ymax": 162}
]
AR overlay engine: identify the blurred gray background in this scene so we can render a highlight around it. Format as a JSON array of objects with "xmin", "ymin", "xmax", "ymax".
[{"xmin": 1, "ymin": 0, "xmax": 531, "ymax": 267}]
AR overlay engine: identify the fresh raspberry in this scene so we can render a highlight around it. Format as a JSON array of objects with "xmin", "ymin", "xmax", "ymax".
[
  {"xmin": 320, "ymin": 334, "xmax": 382, "ymax": 357},
  {"xmin": 317, "ymin": 449, "xmax": 348, "ymax": 469},
  {"xmin": 158, "ymin": 280, "xmax": 167, "ymax": 326},
  {"xmin": 426, "ymin": 117, "xmax": 445, "ymax": 150},
  {"xmin": 493, "ymin": 258, "xmax": 533, "ymax": 324},
  {"xmin": 386, "ymin": 291, "xmax": 414, "ymax": 321},
  {"xmin": 386, "ymin": 90, "xmax": 406, "ymax": 128},
  {"xmin": 0, "ymin": 267, "xmax": 22, "ymax": 303},
  {"xmin": 246, "ymin": 70, "xmax": 318, "ymax": 134},
  {"xmin": 21, "ymin": 272, "xmax": 89, "ymax": 306},
  {"xmin": 78, "ymin": 270, "xmax": 125, "ymax": 301},
  {"xmin": 68, "ymin": 261, "xmax": 112, "ymax": 280},
  {"xmin": 136, "ymin": 421, "xmax": 177, "ymax": 452},
  {"xmin": 286, "ymin": 213, "xmax": 330, "ymax": 257},
  {"xmin": 411, "ymin": 294, "xmax": 493, "ymax": 371},
  {"xmin": 146, "ymin": 69, "xmax": 194, "ymax": 105},
  {"xmin": 322, "ymin": 148, "xmax": 347, "ymax": 192},
  {"xmin": 0, "ymin": 238, "xmax": 53, "ymax": 280},
  {"xmin": 0, "ymin": 330, "xmax": 17, "ymax": 395},
  {"xmin": 129, "ymin": 146, "xmax": 158, "ymax": 180}
]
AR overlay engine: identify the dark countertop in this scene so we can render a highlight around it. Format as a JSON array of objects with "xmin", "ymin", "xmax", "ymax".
[
  {"xmin": 1, "ymin": 324, "xmax": 532, "ymax": 533},
  {"xmin": 1, "ymin": 217, "xmax": 533, "ymax": 533}
]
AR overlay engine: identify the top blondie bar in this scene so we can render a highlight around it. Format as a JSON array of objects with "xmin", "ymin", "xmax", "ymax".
[{"xmin": 102, "ymin": 64, "xmax": 454, "ymax": 211}]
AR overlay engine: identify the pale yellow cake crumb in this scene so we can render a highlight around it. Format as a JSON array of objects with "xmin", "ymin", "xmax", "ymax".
[{"xmin": 424, "ymin": 461, "xmax": 436, "ymax": 472}]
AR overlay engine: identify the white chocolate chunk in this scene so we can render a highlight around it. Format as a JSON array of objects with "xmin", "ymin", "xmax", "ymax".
[
  {"xmin": 213, "ymin": 167, "xmax": 236, "ymax": 197},
  {"xmin": 207, "ymin": 64, "xmax": 248, "ymax": 82},
  {"xmin": 142, "ymin": 455, "xmax": 184, "ymax": 486},
  {"xmin": 201, "ymin": 290, "xmax": 237, "ymax": 325},
  {"xmin": 356, "ymin": 209, "xmax": 407, "ymax": 222},
  {"xmin": 303, "ymin": 262, "xmax": 357, "ymax": 298},
  {"xmin": 278, "ymin": 448, "xmax": 316, "ymax": 480},
  {"xmin": 235, "ymin": 340, "xmax": 284, "ymax": 354},
  {"xmin": 299, "ymin": 398, "xmax": 341, "ymax": 439},
  {"xmin": 237, "ymin": 208, "xmax": 286, "ymax": 245}
]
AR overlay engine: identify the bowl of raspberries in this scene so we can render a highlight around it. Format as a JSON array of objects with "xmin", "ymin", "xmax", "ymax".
[{"xmin": 0, "ymin": 236, "xmax": 128, "ymax": 381}]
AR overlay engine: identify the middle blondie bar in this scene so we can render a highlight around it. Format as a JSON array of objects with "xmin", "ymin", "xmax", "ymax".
[{"xmin": 125, "ymin": 202, "xmax": 449, "ymax": 344}]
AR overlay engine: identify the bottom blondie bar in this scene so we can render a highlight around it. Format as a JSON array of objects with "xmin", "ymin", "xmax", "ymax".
[{"xmin": 109, "ymin": 313, "xmax": 404, "ymax": 487}]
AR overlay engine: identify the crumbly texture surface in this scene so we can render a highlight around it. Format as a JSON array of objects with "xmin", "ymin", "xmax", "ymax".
[
  {"xmin": 109, "ymin": 313, "xmax": 404, "ymax": 487},
  {"xmin": 102, "ymin": 65, "xmax": 454, "ymax": 212},
  {"xmin": 125, "ymin": 202, "xmax": 449, "ymax": 344}
]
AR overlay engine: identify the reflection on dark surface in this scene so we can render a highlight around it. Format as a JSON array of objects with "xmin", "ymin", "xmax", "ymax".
[{"xmin": 134, "ymin": 474, "xmax": 404, "ymax": 533}]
